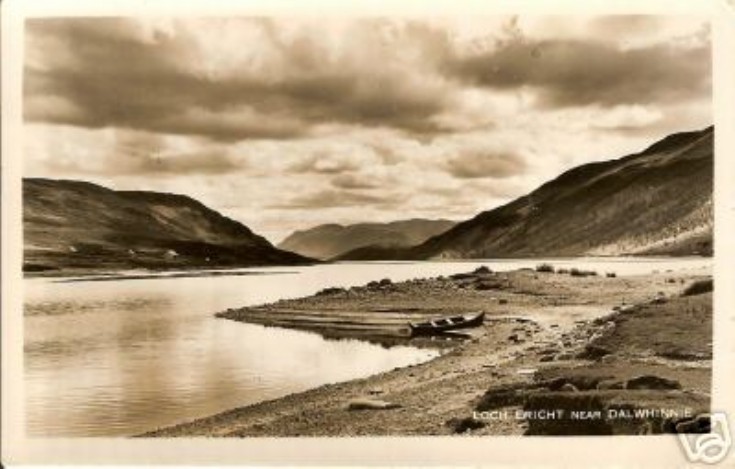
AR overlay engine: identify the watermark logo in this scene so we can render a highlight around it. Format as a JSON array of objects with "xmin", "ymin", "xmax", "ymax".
[{"xmin": 678, "ymin": 413, "xmax": 732, "ymax": 465}]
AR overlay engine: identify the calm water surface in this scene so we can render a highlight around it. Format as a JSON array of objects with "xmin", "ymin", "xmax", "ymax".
[{"xmin": 24, "ymin": 258, "xmax": 710, "ymax": 436}]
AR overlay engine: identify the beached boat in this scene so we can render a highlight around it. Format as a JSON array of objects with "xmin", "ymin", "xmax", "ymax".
[{"xmin": 408, "ymin": 312, "xmax": 485, "ymax": 336}]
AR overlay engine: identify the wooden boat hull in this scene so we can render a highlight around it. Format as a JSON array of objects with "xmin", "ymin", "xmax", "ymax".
[{"xmin": 408, "ymin": 312, "xmax": 485, "ymax": 336}]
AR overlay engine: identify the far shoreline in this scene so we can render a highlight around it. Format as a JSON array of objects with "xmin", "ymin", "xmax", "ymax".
[{"xmin": 22, "ymin": 254, "xmax": 713, "ymax": 280}]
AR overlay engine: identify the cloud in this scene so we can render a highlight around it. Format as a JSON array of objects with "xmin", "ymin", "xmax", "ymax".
[
  {"xmin": 445, "ymin": 38, "xmax": 710, "ymax": 108},
  {"xmin": 445, "ymin": 149, "xmax": 527, "ymax": 179},
  {"xmin": 271, "ymin": 189, "xmax": 404, "ymax": 209},
  {"xmin": 22, "ymin": 16, "xmax": 712, "ymax": 242},
  {"xmin": 24, "ymin": 18, "xmax": 456, "ymax": 140},
  {"xmin": 25, "ymin": 125, "xmax": 246, "ymax": 176},
  {"xmin": 331, "ymin": 173, "xmax": 382, "ymax": 190},
  {"xmin": 287, "ymin": 153, "xmax": 366, "ymax": 175}
]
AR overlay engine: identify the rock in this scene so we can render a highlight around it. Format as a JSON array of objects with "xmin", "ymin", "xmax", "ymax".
[
  {"xmin": 596, "ymin": 379, "xmax": 625, "ymax": 390},
  {"xmin": 508, "ymin": 333, "xmax": 522, "ymax": 343},
  {"xmin": 445, "ymin": 417, "xmax": 486, "ymax": 434},
  {"xmin": 367, "ymin": 388, "xmax": 384, "ymax": 395},
  {"xmin": 637, "ymin": 421, "xmax": 655, "ymax": 435},
  {"xmin": 473, "ymin": 266, "xmax": 492, "ymax": 275},
  {"xmin": 553, "ymin": 352, "xmax": 575, "ymax": 361},
  {"xmin": 476, "ymin": 383, "xmax": 528, "ymax": 411},
  {"xmin": 475, "ymin": 281, "xmax": 501, "ymax": 291},
  {"xmin": 539, "ymin": 354, "xmax": 555, "ymax": 362},
  {"xmin": 544, "ymin": 376, "xmax": 607, "ymax": 391},
  {"xmin": 625, "ymin": 375, "xmax": 681, "ymax": 390},
  {"xmin": 347, "ymin": 398, "xmax": 402, "ymax": 411},
  {"xmin": 579, "ymin": 344, "xmax": 612, "ymax": 360},
  {"xmin": 316, "ymin": 287, "xmax": 347, "ymax": 296}
]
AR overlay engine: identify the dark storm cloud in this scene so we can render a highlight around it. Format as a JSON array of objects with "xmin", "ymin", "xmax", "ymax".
[
  {"xmin": 445, "ymin": 150, "xmax": 526, "ymax": 179},
  {"xmin": 446, "ymin": 38, "xmax": 711, "ymax": 108},
  {"xmin": 25, "ymin": 18, "xmax": 710, "ymax": 142},
  {"xmin": 24, "ymin": 18, "xmax": 453, "ymax": 140}
]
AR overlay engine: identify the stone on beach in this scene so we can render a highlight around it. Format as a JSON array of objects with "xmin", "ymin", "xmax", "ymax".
[
  {"xmin": 596, "ymin": 379, "xmax": 625, "ymax": 390},
  {"xmin": 346, "ymin": 398, "xmax": 402, "ymax": 411},
  {"xmin": 445, "ymin": 417, "xmax": 486, "ymax": 433},
  {"xmin": 625, "ymin": 375, "xmax": 681, "ymax": 390}
]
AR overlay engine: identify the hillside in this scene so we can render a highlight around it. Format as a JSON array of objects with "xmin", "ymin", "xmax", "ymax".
[
  {"xmin": 404, "ymin": 126, "xmax": 713, "ymax": 259},
  {"xmin": 23, "ymin": 178, "xmax": 313, "ymax": 273},
  {"xmin": 278, "ymin": 219, "xmax": 456, "ymax": 260}
]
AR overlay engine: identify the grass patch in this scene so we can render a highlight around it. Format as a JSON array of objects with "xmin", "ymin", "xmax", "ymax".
[{"xmin": 591, "ymin": 293, "xmax": 712, "ymax": 360}]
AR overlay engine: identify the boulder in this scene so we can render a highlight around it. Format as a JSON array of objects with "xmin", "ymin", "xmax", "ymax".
[
  {"xmin": 578, "ymin": 344, "xmax": 612, "ymax": 360},
  {"xmin": 625, "ymin": 375, "xmax": 681, "ymax": 390},
  {"xmin": 596, "ymin": 379, "xmax": 625, "ymax": 390},
  {"xmin": 445, "ymin": 417, "xmax": 486, "ymax": 434}
]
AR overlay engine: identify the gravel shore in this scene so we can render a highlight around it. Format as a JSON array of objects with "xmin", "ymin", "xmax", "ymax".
[{"xmin": 143, "ymin": 266, "xmax": 712, "ymax": 437}]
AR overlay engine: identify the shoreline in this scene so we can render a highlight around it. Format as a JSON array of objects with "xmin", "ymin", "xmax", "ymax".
[
  {"xmin": 143, "ymin": 265, "xmax": 712, "ymax": 437},
  {"xmin": 23, "ymin": 254, "xmax": 712, "ymax": 280}
]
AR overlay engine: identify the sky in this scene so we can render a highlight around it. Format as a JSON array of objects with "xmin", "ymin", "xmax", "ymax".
[{"xmin": 23, "ymin": 16, "xmax": 711, "ymax": 243}]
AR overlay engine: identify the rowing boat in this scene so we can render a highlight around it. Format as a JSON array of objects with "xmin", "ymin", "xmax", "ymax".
[{"xmin": 408, "ymin": 312, "xmax": 485, "ymax": 336}]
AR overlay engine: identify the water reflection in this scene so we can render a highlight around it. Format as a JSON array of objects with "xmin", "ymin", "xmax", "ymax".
[{"xmin": 24, "ymin": 258, "xmax": 711, "ymax": 437}]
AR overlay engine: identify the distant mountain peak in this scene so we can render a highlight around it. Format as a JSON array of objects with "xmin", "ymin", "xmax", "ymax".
[{"xmin": 278, "ymin": 218, "xmax": 457, "ymax": 260}]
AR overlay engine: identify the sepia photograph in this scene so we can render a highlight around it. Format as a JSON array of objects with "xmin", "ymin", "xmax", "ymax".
[{"xmin": 3, "ymin": 0, "xmax": 735, "ymax": 466}]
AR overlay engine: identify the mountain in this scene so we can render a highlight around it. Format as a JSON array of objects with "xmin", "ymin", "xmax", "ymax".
[
  {"xmin": 405, "ymin": 126, "xmax": 713, "ymax": 259},
  {"xmin": 277, "ymin": 219, "xmax": 457, "ymax": 260},
  {"xmin": 23, "ymin": 178, "xmax": 313, "ymax": 272}
]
